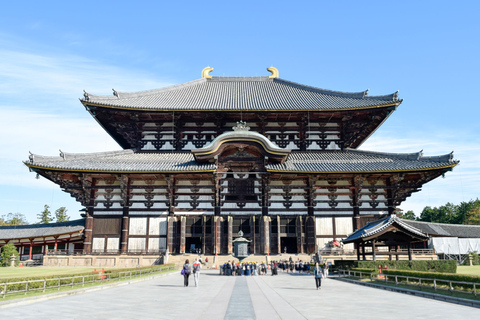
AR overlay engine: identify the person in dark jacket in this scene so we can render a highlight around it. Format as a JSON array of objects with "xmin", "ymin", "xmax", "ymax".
[
  {"xmin": 183, "ymin": 259, "xmax": 191, "ymax": 287},
  {"xmin": 313, "ymin": 262, "xmax": 324, "ymax": 289}
]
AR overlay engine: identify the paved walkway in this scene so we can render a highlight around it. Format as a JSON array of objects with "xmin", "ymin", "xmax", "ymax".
[{"xmin": 0, "ymin": 269, "xmax": 478, "ymax": 319}]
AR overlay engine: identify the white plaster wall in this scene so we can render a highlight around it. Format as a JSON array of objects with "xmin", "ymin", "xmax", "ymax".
[
  {"xmin": 142, "ymin": 142, "xmax": 156, "ymax": 150},
  {"xmin": 92, "ymin": 238, "xmax": 105, "ymax": 251},
  {"xmin": 148, "ymin": 238, "xmax": 166, "ymax": 251},
  {"xmin": 273, "ymin": 211, "xmax": 307, "ymax": 215},
  {"xmin": 129, "ymin": 211, "xmax": 169, "ymax": 215},
  {"xmin": 175, "ymin": 210, "xmax": 214, "ymax": 215},
  {"xmin": 335, "ymin": 217, "xmax": 353, "ymax": 235},
  {"xmin": 128, "ymin": 238, "xmax": 146, "ymax": 251},
  {"xmin": 93, "ymin": 211, "xmax": 123, "ymax": 215},
  {"xmin": 106, "ymin": 238, "xmax": 119, "ymax": 251},
  {"xmin": 149, "ymin": 217, "xmax": 167, "ymax": 236},
  {"xmin": 317, "ymin": 238, "xmax": 334, "ymax": 249},
  {"xmin": 316, "ymin": 217, "xmax": 333, "ymax": 235},
  {"xmin": 129, "ymin": 217, "xmax": 147, "ymax": 235}
]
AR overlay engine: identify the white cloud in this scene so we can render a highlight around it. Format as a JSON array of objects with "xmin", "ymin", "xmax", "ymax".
[{"xmin": 0, "ymin": 34, "xmax": 175, "ymax": 220}]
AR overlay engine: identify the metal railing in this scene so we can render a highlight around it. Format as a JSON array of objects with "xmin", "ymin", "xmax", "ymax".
[
  {"xmin": 1, "ymin": 264, "xmax": 175, "ymax": 299},
  {"xmin": 338, "ymin": 269, "xmax": 479, "ymax": 298}
]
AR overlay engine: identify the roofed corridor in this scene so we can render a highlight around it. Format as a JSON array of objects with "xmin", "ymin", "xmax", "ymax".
[{"xmin": 0, "ymin": 269, "xmax": 477, "ymax": 319}]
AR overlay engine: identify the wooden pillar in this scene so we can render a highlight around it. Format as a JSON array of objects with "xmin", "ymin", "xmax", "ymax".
[
  {"xmin": 372, "ymin": 240, "xmax": 376, "ymax": 261},
  {"xmin": 296, "ymin": 216, "xmax": 303, "ymax": 254},
  {"xmin": 407, "ymin": 241, "xmax": 412, "ymax": 261},
  {"xmin": 84, "ymin": 209, "xmax": 94, "ymax": 254},
  {"xmin": 214, "ymin": 217, "xmax": 222, "ymax": 255},
  {"xmin": 356, "ymin": 243, "xmax": 361, "ymax": 261},
  {"xmin": 167, "ymin": 216, "xmax": 175, "ymax": 253},
  {"xmin": 202, "ymin": 216, "xmax": 206, "ymax": 255},
  {"xmin": 352, "ymin": 185, "xmax": 361, "ymax": 230},
  {"xmin": 54, "ymin": 236, "xmax": 58, "ymax": 252},
  {"xmin": 395, "ymin": 246, "xmax": 399, "ymax": 261},
  {"xmin": 28, "ymin": 240, "xmax": 33, "ymax": 260},
  {"xmin": 263, "ymin": 216, "xmax": 270, "ymax": 255},
  {"xmin": 362, "ymin": 243, "xmax": 366, "ymax": 260},
  {"xmin": 228, "ymin": 216, "xmax": 233, "ymax": 254},
  {"xmin": 180, "ymin": 216, "xmax": 186, "ymax": 253},
  {"xmin": 277, "ymin": 216, "xmax": 281, "ymax": 254},
  {"xmin": 305, "ymin": 216, "xmax": 316, "ymax": 254},
  {"xmin": 120, "ymin": 207, "xmax": 129, "ymax": 254},
  {"xmin": 250, "ymin": 216, "xmax": 255, "ymax": 254}
]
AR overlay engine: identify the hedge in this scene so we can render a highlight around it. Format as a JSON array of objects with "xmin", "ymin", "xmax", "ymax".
[
  {"xmin": 1, "ymin": 264, "xmax": 174, "ymax": 284},
  {"xmin": 382, "ymin": 269, "xmax": 480, "ymax": 284},
  {"xmin": 334, "ymin": 260, "xmax": 457, "ymax": 273}
]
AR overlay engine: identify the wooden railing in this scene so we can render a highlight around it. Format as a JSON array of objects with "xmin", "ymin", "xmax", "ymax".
[
  {"xmin": 338, "ymin": 269, "xmax": 478, "ymax": 298},
  {"xmin": 0, "ymin": 264, "xmax": 175, "ymax": 299}
]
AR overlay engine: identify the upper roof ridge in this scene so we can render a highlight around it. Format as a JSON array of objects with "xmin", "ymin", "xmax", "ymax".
[{"xmin": 81, "ymin": 76, "xmax": 400, "ymax": 103}]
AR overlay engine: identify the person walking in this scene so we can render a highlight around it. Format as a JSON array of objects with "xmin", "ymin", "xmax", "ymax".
[
  {"xmin": 323, "ymin": 262, "xmax": 329, "ymax": 278},
  {"xmin": 183, "ymin": 259, "xmax": 191, "ymax": 287},
  {"xmin": 193, "ymin": 258, "xmax": 201, "ymax": 287},
  {"xmin": 313, "ymin": 262, "xmax": 324, "ymax": 290}
]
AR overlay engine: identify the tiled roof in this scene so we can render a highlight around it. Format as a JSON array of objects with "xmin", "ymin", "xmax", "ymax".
[
  {"xmin": 26, "ymin": 150, "xmax": 216, "ymax": 172},
  {"xmin": 266, "ymin": 149, "xmax": 458, "ymax": 173},
  {"xmin": 0, "ymin": 219, "xmax": 85, "ymax": 241},
  {"xmin": 401, "ymin": 219, "xmax": 480, "ymax": 238},
  {"xmin": 342, "ymin": 215, "xmax": 428, "ymax": 243},
  {"xmin": 25, "ymin": 149, "xmax": 457, "ymax": 173},
  {"xmin": 81, "ymin": 77, "xmax": 401, "ymax": 111}
]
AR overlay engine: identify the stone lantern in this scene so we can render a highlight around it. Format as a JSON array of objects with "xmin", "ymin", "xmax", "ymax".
[{"xmin": 233, "ymin": 231, "xmax": 251, "ymax": 260}]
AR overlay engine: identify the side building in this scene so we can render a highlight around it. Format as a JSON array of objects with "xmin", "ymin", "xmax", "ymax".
[{"xmin": 24, "ymin": 67, "xmax": 458, "ymax": 257}]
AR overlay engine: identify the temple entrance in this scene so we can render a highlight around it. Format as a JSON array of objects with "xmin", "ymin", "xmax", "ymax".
[
  {"xmin": 186, "ymin": 237, "xmax": 202, "ymax": 253},
  {"xmin": 281, "ymin": 237, "xmax": 297, "ymax": 254}
]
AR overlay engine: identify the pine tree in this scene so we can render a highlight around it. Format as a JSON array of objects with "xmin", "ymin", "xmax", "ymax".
[
  {"xmin": 55, "ymin": 207, "xmax": 70, "ymax": 222},
  {"xmin": 37, "ymin": 205, "xmax": 53, "ymax": 224}
]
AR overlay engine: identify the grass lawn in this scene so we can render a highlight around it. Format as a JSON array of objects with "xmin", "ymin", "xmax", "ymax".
[
  {"xmin": 0, "ymin": 267, "xmax": 113, "ymax": 280},
  {"xmin": 457, "ymin": 265, "xmax": 480, "ymax": 276}
]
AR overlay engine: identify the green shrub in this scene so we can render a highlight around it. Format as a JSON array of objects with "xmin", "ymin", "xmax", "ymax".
[
  {"xmin": 382, "ymin": 269, "xmax": 480, "ymax": 284},
  {"xmin": 334, "ymin": 260, "xmax": 456, "ymax": 273},
  {"xmin": 0, "ymin": 264, "xmax": 174, "ymax": 284},
  {"xmin": 1, "ymin": 243, "xmax": 19, "ymax": 267}
]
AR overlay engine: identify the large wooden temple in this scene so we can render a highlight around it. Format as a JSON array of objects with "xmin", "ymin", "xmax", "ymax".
[{"xmin": 25, "ymin": 67, "xmax": 458, "ymax": 256}]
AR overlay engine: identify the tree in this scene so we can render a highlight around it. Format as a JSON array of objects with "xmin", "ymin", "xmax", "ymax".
[
  {"xmin": 1, "ymin": 243, "xmax": 19, "ymax": 267},
  {"xmin": 457, "ymin": 199, "xmax": 480, "ymax": 224},
  {"xmin": 37, "ymin": 205, "xmax": 53, "ymax": 224},
  {"xmin": 399, "ymin": 210, "xmax": 416, "ymax": 220},
  {"xmin": 465, "ymin": 206, "xmax": 480, "ymax": 225},
  {"xmin": 0, "ymin": 213, "xmax": 29, "ymax": 226},
  {"xmin": 419, "ymin": 203, "xmax": 458, "ymax": 224},
  {"xmin": 55, "ymin": 207, "xmax": 70, "ymax": 222}
]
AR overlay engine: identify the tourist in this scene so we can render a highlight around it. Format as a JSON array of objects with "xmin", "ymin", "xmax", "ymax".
[
  {"xmin": 183, "ymin": 259, "xmax": 191, "ymax": 287},
  {"xmin": 323, "ymin": 263, "xmax": 329, "ymax": 278},
  {"xmin": 313, "ymin": 262, "xmax": 324, "ymax": 289},
  {"xmin": 193, "ymin": 258, "xmax": 201, "ymax": 287}
]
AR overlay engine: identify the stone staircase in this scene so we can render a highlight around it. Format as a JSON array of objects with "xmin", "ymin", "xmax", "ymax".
[{"xmin": 165, "ymin": 253, "xmax": 313, "ymax": 269}]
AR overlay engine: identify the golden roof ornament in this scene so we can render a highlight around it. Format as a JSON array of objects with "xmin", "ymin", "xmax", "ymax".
[
  {"xmin": 233, "ymin": 121, "xmax": 250, "ymax": 131},
  {"xmin": 202, "ymin": 66, "xmax": 214, "ymax": 79},
  {"xmin": 267, "ymin": 66, "xmax": 279, "ymax": 79}
]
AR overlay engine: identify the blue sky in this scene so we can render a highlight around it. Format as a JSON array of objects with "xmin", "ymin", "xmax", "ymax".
[{"xmin": 1, "ymin": 1, "xmax": 479, "ymax": 223}]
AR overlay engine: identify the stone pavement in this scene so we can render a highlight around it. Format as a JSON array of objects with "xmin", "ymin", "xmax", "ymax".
[{"xmin": 0, "ymin": 269, "xmax": 478, "ymax": 319}]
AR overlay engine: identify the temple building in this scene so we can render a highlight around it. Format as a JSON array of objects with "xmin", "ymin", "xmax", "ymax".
[{"xmin": 24, "ymin": 67, "xmax": 458, "ymax": 257}]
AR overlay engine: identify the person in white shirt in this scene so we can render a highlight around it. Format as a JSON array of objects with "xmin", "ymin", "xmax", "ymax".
[{"xmin": 192, "ymin": 258, "xmax": 201, "ymax": 287}]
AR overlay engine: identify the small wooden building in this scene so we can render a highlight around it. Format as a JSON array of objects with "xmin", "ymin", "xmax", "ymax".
[
  {"xmin": 0, "ymin": 220, "xmax": 84, "ymax": 261},
  {"xmin": 342, "ymin": 215, "xmax": 429, "ymax": 260}
]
